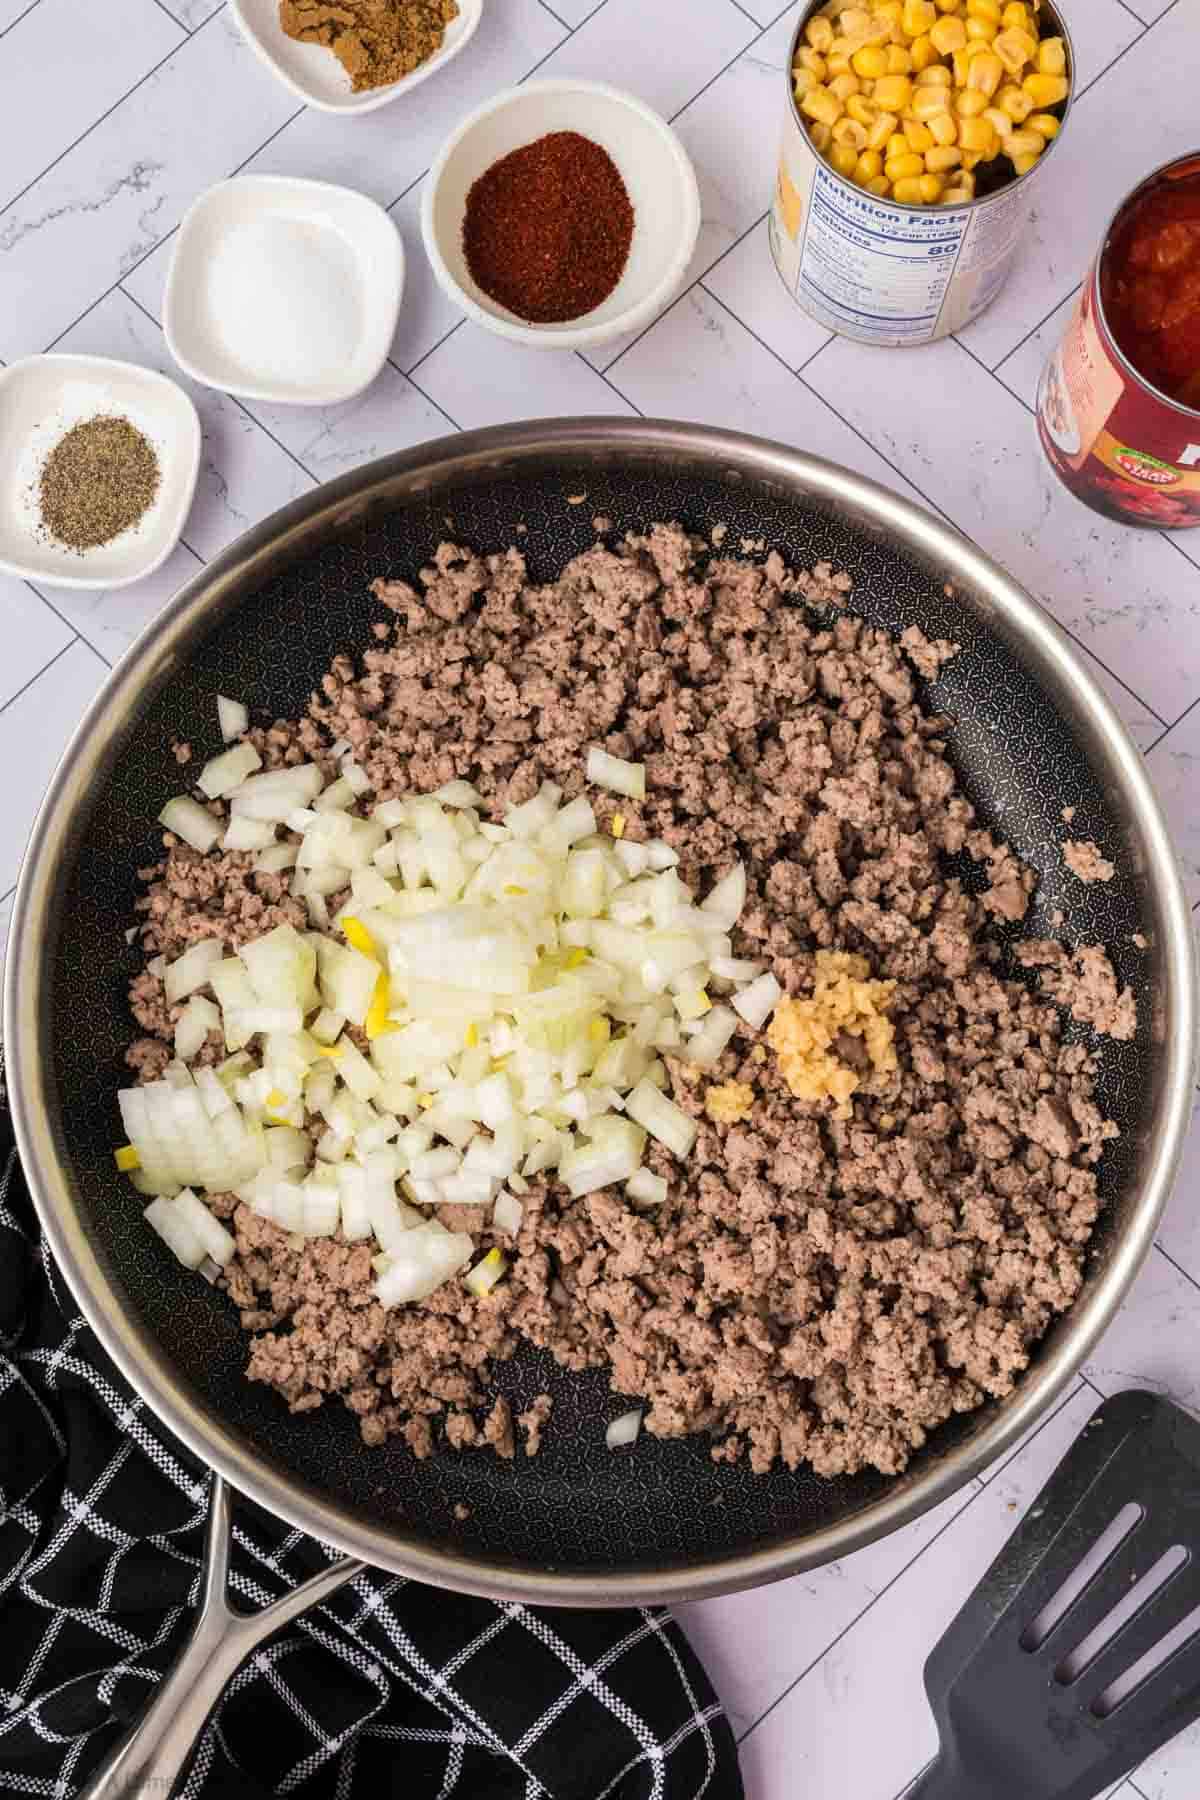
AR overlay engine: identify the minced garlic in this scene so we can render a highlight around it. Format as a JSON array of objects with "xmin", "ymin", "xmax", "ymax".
[
  {"xmin": 704, "ymin": 1080, "xmax": 756, "ymax": 1125},
  {"xmin": 767, "ymin": 950, "xmax": 897, "ymax": 1120}
]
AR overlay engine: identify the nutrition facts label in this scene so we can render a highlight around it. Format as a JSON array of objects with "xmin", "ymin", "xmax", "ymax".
[{"xmin": 771, "ymin": 130, "xmax": 1031, "ymax": 347}]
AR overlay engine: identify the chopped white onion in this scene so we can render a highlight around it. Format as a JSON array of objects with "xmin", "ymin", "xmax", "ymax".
[
  {"xmin": 493, "ymin": 1190, "xmax": 523, "ymax": 1234},
  {"xmin": 626, "ymin": 1168, "xmax": 668, "ymax": 1208},
  {"xmin": 731, "ymin": 972, "xmax": 783, "ymax": 1031},
  {"xmin": 197, "ymin": 741, "xmax": 263, "ymax": 799},
  {"xmin": 606, "ymin": 1409, "xmax": 642, "ymax": 1449},
  {"xmin": 164, "ymin": 939, "xmax": 224, "ymax": 1004},
  {"xmin": 587, "ymin": 747, "xmax": 646, "ymax": 801},
  {"xmin": 625, "ymin": 1079, "xmax": 697, "ymax": 1160},
  {"xmin": 223, "ymin": 816, "xmax": 276, "ymax": 852},
  {"xmin": 684, "ymin": 1003, "xmax": 739, "ymax": 1069},
  {"xmin": 160, "ymin": 796, "xmax": 221, "ymax": 854},
  {"xmin": 217, "ymin": 694, "xmax": 250, "ymax": 742}
]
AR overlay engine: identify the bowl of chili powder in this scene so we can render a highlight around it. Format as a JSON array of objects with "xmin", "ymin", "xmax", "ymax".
[{"xmin": 422, "ymin": 79, "xmax": 701, "ymax": 351}]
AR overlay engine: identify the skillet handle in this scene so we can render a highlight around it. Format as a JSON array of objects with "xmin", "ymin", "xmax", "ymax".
[{"xmin": 77, "ymin": 1474, "xmax": 364, "ymax": 1800}]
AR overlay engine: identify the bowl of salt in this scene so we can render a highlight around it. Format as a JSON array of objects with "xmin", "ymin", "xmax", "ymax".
[{"xmin": 164, "ymin": 176, "xmax": 405, "ymax": 407}]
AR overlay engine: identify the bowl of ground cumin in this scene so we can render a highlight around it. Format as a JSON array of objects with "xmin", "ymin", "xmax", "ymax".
[
  {"xmin": 423, "ymin": 80, "xmax": 702, "ymax": 350},
  {"xmin": 231, "ymin": 0, "xmax": 481, "ymax": 115}
]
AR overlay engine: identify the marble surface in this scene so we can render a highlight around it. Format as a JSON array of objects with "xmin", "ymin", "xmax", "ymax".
[{"xmin": 1, "ymin": 1, "xmax": 1197, "ymax": 1794}]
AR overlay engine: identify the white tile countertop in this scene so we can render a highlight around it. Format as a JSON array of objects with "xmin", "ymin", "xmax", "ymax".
[{"xmin": 1, "ymin": 1, "xmax": 1198, "ymax": 1795}]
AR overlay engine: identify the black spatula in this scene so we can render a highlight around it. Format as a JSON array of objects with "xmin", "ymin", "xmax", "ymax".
[{"xmin": 911, "ymin": 1389, "xmax": 1200, "ymax": 1800}]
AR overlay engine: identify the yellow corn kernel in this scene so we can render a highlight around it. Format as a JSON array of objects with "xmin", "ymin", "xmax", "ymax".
[
  {"xmin": 114, "ymin": 1144, "xmax": 141, "ymax": 1172},
  {"xmin": 892, "ymin": 176, "xmax": 927, "ymax": 204},
  {"xmin": 929, "ymin": 110, "xmax": 958, "ymax": 143},
  {"xmin": 965, "ymin": 14, "xmax": 997, "ymax": 40},
  {"xmin": 808, "ymin": 119, "xmax": 833, "ymax": 151},
  {"xmin": 949, "ymin": 170, "xmax": 976, "ymax": 197},
  {"xmin": 833, "ymin": 115, "xmax": 869, "ymax": 149},
  {"xmin": 840, "ymin": 7, "xmax": 874, "ymax": 37},
  {"xmin": 1037, "ymin": 35, "xmax": 1067, "ymax": 76},
  {"xmin": 913, "ymin": 85, "xmax": 952, "ymax": 120},
  {"xmin": 866, "ymin": 174, "xmax": 893, "ymax": 195},
  {"xmin": 1023, "ymin": 70, "xmax": 1069, "ymax": 107},
  {"xmin": 903, "ymin": 117, "xmax": 935, "ymax": 150},
  {"xmin": 951, "ymin": 45, "xmax": 970, "ymax": 82},
  {"xmin": 314, "ymin": 1043, "xmax": 343, "ymax": 1059},
  {"xmin": 910, "ymin": 32, "xmax": 939, "ymax": 69},
  {"xmin": 983, "ymin": 105, "xmax": 1011, "ymax": 138},
  {"xmin": 265, "ymin": 1088, "xmax": 287, "ymax": 1112},
  {"xmin": 934, "ymin": 0, "xmax": 963, "ymax": 9},
  {"xmin": 960, "ymin": 147, "xmax": 984, "ymax": 169},
  {"xmin": 802, "ymin": 85, "xmax": 844, "ymax": 127},
  {"xmin": 565, "ymin": 947, "xmax": 590, "ymax": 969},
  {"xmin": 993, "ymin": 26, "xmax": 1036, "ymax": 72},
  {"xmin": 846, "ymin": 91, "xmax": 878, "ymax": 124},
  {"xmin": 826, "ymin": 51, "xmax": 852, "ymax": 76},
  {"xmin": 588, "ymin": 1016, "xmax": 610, "ymax": 1046},
  {"xmin": 901, "ymin": 0, "xmax": 936, "ymax": 30},
  {"xmin": 830, "ymin": 140, "xmax": 860, "ymax": 176},
  {"xmin": 854, "ymin": 148, "xmax": 884, "ymax": 182},
  {"xmin": 340, "ymin": 914, "xmax": 378, "ymax": 959},
  {"xmin": 915, "ymin": 62, "xmax": 953, "ymax": 84},
  {"xmin": 798, "ymin": 46, "xmax": 827, "ymax": 78},
  {"xmin": 852, "ymin": 42, "xmax": 889, "ymax": 77},
  {"xmin": 464, "ymin": 1020, "xmax": 479, "ymax": 1048},
  {"xmin": 806, "ymin": 12, "xmax": 834, "ymax": 51},
  {"xmin": 941, "ymin": 182, "xmax": 973, "ymax": 203},
  {"xmin": 955, "ymin": 86, "xmax": 988, "ymax": 114},
  {"xmin": 885, "ymin": 150, "xmax": 925, "ymax": 180},
  {"xmin": 918, "ymin": 171, "xmax": 945, "ymax": 201},
  {"xmin": 925, "ymin": 144, "xmax": 962, "ymax": 171},
  {"xmin": 1027, "ymin": 110, "xmax": 1060, "ymax": 139},
  {"xmin": 1012, "ymin": 149, "xmax": 1041, "ymax": 175},
  {"xmin": 793, "ymin": 66, "xmax": 816, "ymax": 100},
  {"xmin": 873, "ymin": 72, "xmax": 913, "ymax": 109},
  {"xmin": 885, "ymin": 42, "xmax": 913, "ymax": 71},
  {"xmin": 1004, "ymin": 126, "xmax": 1045, "ymax": 156},
  {"xmin": 861, "ymin": 12, "xmax": 893, "ymax": 44},
  {"xmin": 829, "ymin": 70, "xmax": 862, "ymax": 99},
  {"xmin": 958, "ymin": 114, "xmax": 997, "ymax": 152},
  {"xmin": 886, "ymin": 129, "xmax": 911, "ymax": 156},
  {"xmin": 966, "ymin": 0, "xmax": 1000, "ymax": 19},
  {"xmin": 1002, "ymin": 0, "xmax": 1031, "ymax": 27},
  {"xmin": 866, "ymin": 109, "xmax": 899, "ymax": 148},
  {"xmin": 997, "ymin": 81, "xmax": 1034, "ymax": 120},
  {"xmin": 929, "ymin": 13, "xmax": 966, "ymax": 51},
  {"xmin": 610, "ymin": 813, "xmax": 625, "ymax": 839},
  {"xmin": 876, "ymin": 0, "xmax": 903, "ymax": 18},
  {"xmin": 967, "ymin": 50, "xmax": 1003, "ymax": 93}
]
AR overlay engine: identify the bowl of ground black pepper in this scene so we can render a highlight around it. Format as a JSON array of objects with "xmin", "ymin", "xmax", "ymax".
[
  {"xmin": 422, "ymin": 80, "xmax": 702, "ymax": 351},
  {"xmin": 0, "ymin": 355, "xmax": 200, "ymax": 589}
]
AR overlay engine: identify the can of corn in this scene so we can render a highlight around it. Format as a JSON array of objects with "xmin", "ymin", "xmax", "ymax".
[
  {"xmin": 771, "ymin": 0, "xmax": 1075, "ymax": 348},
  {"xmin": 1037, "ymin": 151, "xmax": 1200, "ymax": 530}
]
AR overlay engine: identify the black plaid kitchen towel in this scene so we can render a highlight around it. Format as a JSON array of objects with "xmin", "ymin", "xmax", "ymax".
[{"xmin": 0, "ymin": 1072, "xmax": 742, "ymax": 1800}]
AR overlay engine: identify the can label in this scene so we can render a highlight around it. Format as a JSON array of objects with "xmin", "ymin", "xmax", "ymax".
[
  {"xmin": 770, "ymin": 109, "xmax": 1031, "ymax": 347},
  {"xmin": 1038, "ymin": 273, "xmax": 1200, "ymax": 529}
]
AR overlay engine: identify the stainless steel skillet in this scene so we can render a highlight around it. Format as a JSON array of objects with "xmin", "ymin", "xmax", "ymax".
[{"xmin": 5, "ymin": 420, "xmax": 1194, "ymax": 1640}]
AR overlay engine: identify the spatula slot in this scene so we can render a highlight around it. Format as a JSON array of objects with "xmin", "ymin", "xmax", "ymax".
[
  {"xmin": 1055, "ymin": 1544, "xmax": 1189, "ymax": 1686},
  {"xmin": 1020, "ymin": 1503, "xmax": 1144, "ymax": 1652},
  {"xmin": 1093, "ymin": 1593, "xmax": 1200, "ymax": 1718}
]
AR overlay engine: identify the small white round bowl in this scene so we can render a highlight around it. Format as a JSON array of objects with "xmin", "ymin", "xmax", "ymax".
[
  {"xmin": 230, "ymin": 0, "xmax": 481, "ymax": 116},
  {"xmin": 422, "ymin": 80, "xmax": 702, "ymax": 352}
]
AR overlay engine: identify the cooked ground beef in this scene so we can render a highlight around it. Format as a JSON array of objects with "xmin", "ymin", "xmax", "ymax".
[
  {"xmin": 126, "ymin": 524, "xmax": 1132, "ymax": 1480},
  {"xmin": 1063, "ymin": 838, "xmax": 1116, "ymax": 884}
]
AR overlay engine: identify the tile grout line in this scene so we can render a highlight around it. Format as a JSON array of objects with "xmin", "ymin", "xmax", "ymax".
[
  {"xmin": 21, "ymin": 578, "xmax": 118, "ymax": 669},
  {"xmin": 404, "ymin": 370, "xmax": 463, "ymax": 434},
  {"xmin": 533, "ymin": 0, "xmax": 570, "ymax": 26},
  {"xmin": 0, "ymin": 0, "xmax": 44, "ymax": 40},
  {"xmin": 991, "ymin": 281, "xmax": 1081, "ymax": 378},
  {"xmin": 406, "ymin": 316, "xmax": 467, "ymax": 377},
  {"xmin": 144, "ymin": 0, "xmax": 194, "ymax": 33},
  {"xmin": 517, "ymin": 0, "xmax": 613, "ymax": 83},
  {"xmin": 1152, "ymin": 1239, "xmax": 1200, "ymax": 1302},
  {"xmin": 738, "ymin": 1376, "xmax": 1094, "ymax": 1752},
  {"xmin": 666, "ymin": 9, "xmax": 765, "ymax": 126},
  {"xmin": 39, "ymin": 99, "xmax": 307, "ymax": 357},
  {"xmin": 0, "ymin": 4, "xmax": 226, "ymax": 223},
  {"xmin": 1144, "ymin": 689, "xmax": 1200, "ymax": 756},
  {"xmin": 0, "ymin": 637, "xmax": 82, "ymax": 724},
  {"xmin": 1074, "ymin": 8, "xmax": 1157, "ymax": 103},
  {"xmin": 585, "ymin": 358, "xmax": 645, "ymax": 416}
]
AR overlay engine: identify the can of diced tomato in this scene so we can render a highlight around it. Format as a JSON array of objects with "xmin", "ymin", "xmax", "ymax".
[
  {"xmin": 771, "ymin": 0, "xmax": 1075, "ymax": 348},
  {"xmin": 1037, "ymin": 152, "xmax": 1200, "ymax": 529}
]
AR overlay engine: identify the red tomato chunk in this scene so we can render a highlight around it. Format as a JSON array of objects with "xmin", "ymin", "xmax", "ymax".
[{"xmin": 1103, "ymin": 174, "xmax": 1200, "ymax": 408}]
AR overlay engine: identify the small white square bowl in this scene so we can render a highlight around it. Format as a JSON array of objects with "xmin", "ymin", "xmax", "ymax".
[
  {"xmin": 231, "ymin": 0, "xmax": 481, "ymax": 115},
  {"xmin": 163, "ymin": 176, "xmax": 405, "ymax": 407},
  {"xmin": 0, "ymin": 355, "xmax": 200, "ymax": 591}
]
